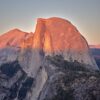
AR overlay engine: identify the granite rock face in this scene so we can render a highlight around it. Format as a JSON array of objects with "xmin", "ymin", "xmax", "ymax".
[
  {"xmin": 20, "ymin": 17, "xmax": 98, "ymax": 70},
  {"xmin": 0, "ymin": 17, "xmax": 99, "ymax": 100},
  {"xmin": 0, "ymin": 55, "xmax": 100, "ymax": 100},
  {"xmin": 38, "ymin": 55, "xmax": 100, "ymax": 100},
  {"xmin": 0, "ymin": 60, "xmax": 34, "ymax": 100},
  {"xmin": 0, "ymin": 29, "xmax": 28, "ymax": 48}
]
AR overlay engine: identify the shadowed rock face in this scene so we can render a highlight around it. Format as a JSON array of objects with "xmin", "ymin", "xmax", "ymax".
[
  {"xmin": 0, "ymin": 17, "xmax": 99, "ymax": 100},
  {"xmin": 0, "ymin": 60, "xmax": 34, "ymax": 100},
  {"xmin": 0, "ymin": 55, "xmax": 100, "ymax": 100}
]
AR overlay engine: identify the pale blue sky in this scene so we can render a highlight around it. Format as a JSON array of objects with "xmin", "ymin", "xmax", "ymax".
[{"xmin": 0, "ymin": 0, "xmax": 100, "ymax": 44}]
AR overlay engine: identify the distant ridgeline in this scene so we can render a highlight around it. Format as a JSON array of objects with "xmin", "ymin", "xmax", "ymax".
[
  {"xmin": 90, "ymin": 48, "xmax": 100, "ymax": 68},
  {"xmin": 0, "ymin": 55, "xmax": 100, "ymax": 100}
]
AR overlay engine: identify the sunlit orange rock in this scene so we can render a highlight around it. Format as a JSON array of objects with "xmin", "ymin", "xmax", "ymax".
[
  {"xmin": 21, "ymin": 17, "xmax": 98, "ymax": 70},
  {"xmin": 0, "ymin": 17, "xmax": 98, "ymax": 70},
  {"xmin": 20, "ymin": 32, "xmax": 34, "ymax": 48},
  {"xmin": 0, "ymin": 17, "xmax": 99, "ymax": 100},
  {"xmin": 21, "ymin": 17, "xmax": 88, "ymax": 52},
  {"xmin": 0, "ymin": 17, "xmax": 94, "ymax": 53},
  {"xmin": 0, "ymin": 29, "xmax": 29, "ymax": 48}
]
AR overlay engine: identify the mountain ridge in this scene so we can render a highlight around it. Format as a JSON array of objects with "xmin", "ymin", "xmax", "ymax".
[
  {"xmin": 0, "ymin": 17, "xmax": 99, "ymax": 100},
  {"xmin": 0, "ymin": 17, "xmax": 98, "ymax": 70},
  {"xmin": 0, "ymin": 29, "xmax": 29, "ymax": 48}
]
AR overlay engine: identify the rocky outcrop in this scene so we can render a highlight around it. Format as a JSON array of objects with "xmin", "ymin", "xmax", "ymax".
[
  {"xmin": 0, "ymin": 17, "xmax": 98, "ymax": 70},
  {"xmin": 0, "ymin": 60, "xmax": 34, "ymax": 100},
  {"xmin": 0, "ymin": 17, "xmax": 99, "ymax": 100},
  {"xmin": 40, "ymin": 53, "xmax": 99, "ymax": 100},
  {"xmin": 20, "ymin": 17, "xmax": 98, "ymax": 73},
  {"xmin": 0, "ymin": 55, "xmax": 100, "ymax": 100},
  {"xmin": 0, "ymin": 29, "xmax": 30, "ymax": 66},
  {"xmin": 38, "ymin": 56, "xmax": 100, "ymax": 100}
]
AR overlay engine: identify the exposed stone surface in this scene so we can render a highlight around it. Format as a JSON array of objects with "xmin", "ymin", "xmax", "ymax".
[
  {"xmin": 20, "ymin": 17, "xmax": 98, "ymax": 70},
  {"xmin": 0, "ymin": 29, "xmax": 29, "ymax": 48},
  {"xmin": 0, "ymin": 55, "xmax": 100, "ymax": 100},
  {"xmin": 0, "ymin": 17, "xmax": 99, "ymax": 100},
  {"xmin": 0, "ymin": 61, "xmax": 34, "ymax": 100},
  {"xmin": 38, "ymin": 55, "xmax": 100, "ymax": 100}
]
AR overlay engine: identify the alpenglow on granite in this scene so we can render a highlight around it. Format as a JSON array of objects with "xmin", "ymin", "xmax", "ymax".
[{"xmin": 0, "ymin": 17, "xmax": 99, "ymax": 100}]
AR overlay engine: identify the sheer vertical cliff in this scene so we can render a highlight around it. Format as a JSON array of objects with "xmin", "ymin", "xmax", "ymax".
[{"xmin": 20, "ymin": 17, "xmax": 98, "ymax": 71}]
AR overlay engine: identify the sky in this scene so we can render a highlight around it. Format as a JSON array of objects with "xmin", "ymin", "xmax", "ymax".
[{"xmin": 0, "ymin": 0, "xmax": 100, "ymax": 44}]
